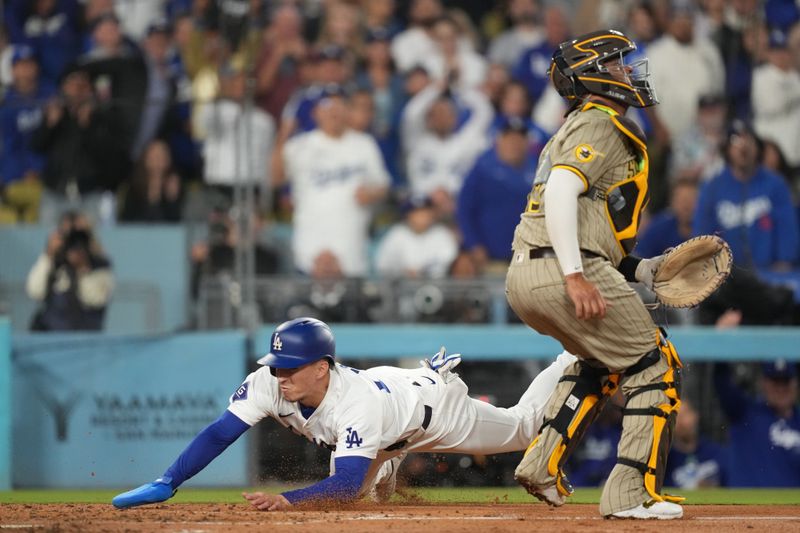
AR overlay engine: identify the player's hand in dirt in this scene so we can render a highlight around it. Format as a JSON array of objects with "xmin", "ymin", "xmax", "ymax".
[
  {"xmin": 565, "ymin": 273, "xmax": 607, "ymax": 320},
  {"xmin": 243, "ymin": 492, "xmax": 292, "ymax": 511},
  {"xmin": 112, "ymin": 478, "xmax": 176, "ymax": 509}
]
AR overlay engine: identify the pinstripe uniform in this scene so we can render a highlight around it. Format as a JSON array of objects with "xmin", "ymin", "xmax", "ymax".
[{"xmin": 506, "ymin": 102, "xmax": 674, "ymax": 515}]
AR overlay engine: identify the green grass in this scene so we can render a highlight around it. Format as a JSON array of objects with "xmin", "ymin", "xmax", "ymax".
[{"xmin": 1, "ymin": 487, "xmax": 799, "ymax": 505}]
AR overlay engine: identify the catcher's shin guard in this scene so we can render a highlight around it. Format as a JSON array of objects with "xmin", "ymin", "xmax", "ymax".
[
  {"xmin": 516, "ymin": 361, "xmax": 620, "ymax": 499},
  {"xmin": 617, "ymin": 330, "xmax": 684, "ymax": 504}
]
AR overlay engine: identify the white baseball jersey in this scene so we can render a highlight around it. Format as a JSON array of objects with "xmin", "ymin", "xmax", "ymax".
[
  {"xmin": 226, "ymin": 352, "xmax": 575, "ymax": 492},
  {"xmin": 201, "ymin": 100, "xmax": 276, "ymax": 186},
  {"xmin": 283, "ymin": 129, "xmax": 391, "ymax": 276},
  {"xmin": 402, "ymin": 87, "xmax": 492, "ymax": 197},
  {"xmin": 374, "ymin": 223, "xmax": 459, "ymax": 278}
]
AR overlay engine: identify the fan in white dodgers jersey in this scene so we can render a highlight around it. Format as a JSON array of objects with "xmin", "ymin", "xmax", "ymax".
[
  {"xmin": 282, "ymin": 85, "xmax": 391, "ymax": 277},
  {"xmin": 112, "ymin": 317, "xmax": 576, "ymax": 510}
]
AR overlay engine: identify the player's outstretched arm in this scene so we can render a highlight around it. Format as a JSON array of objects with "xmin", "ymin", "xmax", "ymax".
[
  {"xmin": 112, "ymin": 411, "xmax": 250, "ymax": 509},
  {"xmin": 242, "ymin": 456, "xmax": 372, "ymax": 511}
]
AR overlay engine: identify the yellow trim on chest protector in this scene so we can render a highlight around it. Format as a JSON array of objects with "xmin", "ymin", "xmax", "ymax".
[{"xmin": 580, "ymin": 102, "xmax": 649, "ymax": 256}]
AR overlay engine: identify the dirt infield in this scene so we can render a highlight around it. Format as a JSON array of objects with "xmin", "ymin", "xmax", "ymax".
[{"xmin": 2, "ymin": 503, "xmax": 799, "ymax": 532}]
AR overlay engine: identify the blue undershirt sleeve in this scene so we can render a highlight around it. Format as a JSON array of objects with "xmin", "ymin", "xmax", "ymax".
[
  {"xmin": 162, "ymin": 410, "xmax": 250, "ymax": 488},
  {"xmin": 281, "ymin": 456, "xmax": 372, "ymax": 504}
]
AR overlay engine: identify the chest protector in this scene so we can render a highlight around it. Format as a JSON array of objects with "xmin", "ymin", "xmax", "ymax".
[{"xmin": 583, "ymin": 102, "xmax": 650, "ymax": 256}]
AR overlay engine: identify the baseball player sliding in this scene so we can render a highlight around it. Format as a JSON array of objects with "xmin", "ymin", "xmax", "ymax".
[
  {"xmin": 112, "ymin": 317, "xmax": 576, "ymax": 510},
  {"xmin": 506, "ymin": 29, "xmax": 684, "ymax": 519}
]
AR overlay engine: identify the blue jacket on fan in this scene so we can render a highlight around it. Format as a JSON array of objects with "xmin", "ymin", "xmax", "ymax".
[
  {"xmin": 0, "ymin": 83, "xmax": 55, "ymax": 185},
  {"xmin": 457, "ymin": 147, "xmax": 535, "ymax": 261},
  {"xmin": 713, "ymin": 364, "xmax": 800, "ymax": 487},
  {"xmin": 693, "ymin": 166, "xmax": 799, "ymax": 268}
]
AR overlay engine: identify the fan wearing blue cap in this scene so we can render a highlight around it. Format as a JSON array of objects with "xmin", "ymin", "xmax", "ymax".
[
  {"xmin": 112, "ymin": 316, "xmax": 578, "ymax": 511},
  {"xmin": 714, "ymin": 359, "xmax": 800, "ymax": 487},
  {"xmin": 0, "ymin": 44, "xmax": 54, "ymax": 222}
]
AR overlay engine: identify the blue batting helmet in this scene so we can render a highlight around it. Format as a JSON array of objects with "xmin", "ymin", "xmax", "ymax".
[{"xmin": 257, "ymin": 317, "xmax": 336, "ymax": 369}]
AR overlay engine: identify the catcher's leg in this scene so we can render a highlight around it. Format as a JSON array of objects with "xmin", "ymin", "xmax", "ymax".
[
  {"xmin": 601, "ymin": 332, "xmax": 684, "ymax": 519},
  {"xmin": 515, "ymin": 359, "xmax": 620, "ymax": 506}
]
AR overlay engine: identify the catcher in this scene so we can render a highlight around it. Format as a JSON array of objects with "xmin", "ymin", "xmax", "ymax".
[
  {"xmin": 112, "ymin": 317, "xmax": 576, "ymax": 511},
  {"xmin": 505, "ymin": 30, "xmax": 730, "ymax": 519}
]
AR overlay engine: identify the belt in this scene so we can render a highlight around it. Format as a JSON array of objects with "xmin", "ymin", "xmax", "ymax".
[
  {"xmin": 384, "ymin": 405, "xmax": 432, "ymax": 452},
  {"xmin": 528, "ymin": 247, "xmax": 604, "ymax": 260}
]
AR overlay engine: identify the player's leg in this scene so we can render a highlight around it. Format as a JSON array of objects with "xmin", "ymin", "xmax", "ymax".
[
  {"xmin": 514, "ymin": 360, "xmax": 619, "ymax": 505},
  {"xmin": 601, "ymin": 333, "xmax": 683, "ymax": 519},
  {"xmin": 509, "ymin": 350, "xmax": 578, "ymax": 423}
]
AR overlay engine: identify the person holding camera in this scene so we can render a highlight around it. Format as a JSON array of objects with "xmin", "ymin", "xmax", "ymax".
[
  {"xmin": 31, "ymin": 63, "xmax": 128, "ymax": 226},
  {"xmin": 25, "ymin": 211, "xmax": 114, "ymax": 331}
]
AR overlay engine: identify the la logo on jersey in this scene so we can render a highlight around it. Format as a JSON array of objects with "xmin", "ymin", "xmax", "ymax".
[
  {"xmin": 273, "ymin": 334, "xmax": 283, "ymax": 351},
  {"xmin": 345, "ymin": 427, "xmax": 363, "ymax": 448}
]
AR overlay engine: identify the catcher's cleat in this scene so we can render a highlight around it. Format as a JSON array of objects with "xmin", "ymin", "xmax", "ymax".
[
  {"xmin": 516, "ymin": 481, "xmax": 566, "ymax": 507},
  {"xmin": 607, "ymin": 500, "xmax": 683, "ymax": 520}
]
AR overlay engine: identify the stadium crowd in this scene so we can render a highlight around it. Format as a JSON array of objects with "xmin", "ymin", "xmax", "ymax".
[{"xmin": 2, "ymin": 0, "xmax": 799, "ymax": 488}]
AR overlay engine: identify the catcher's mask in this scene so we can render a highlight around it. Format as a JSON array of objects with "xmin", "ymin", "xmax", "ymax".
[
  {"xmin": 258, "ymin": 317, "xmax": 336, "ymax": 376},
  {"xmin": 550, "ymin": 29, "xmax": 658, "ymax": 108}
]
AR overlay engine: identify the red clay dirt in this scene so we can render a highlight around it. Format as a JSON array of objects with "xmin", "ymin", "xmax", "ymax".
[{"xmin": 1, "ymin": 503, "xmax": 799, "ymax": 532}]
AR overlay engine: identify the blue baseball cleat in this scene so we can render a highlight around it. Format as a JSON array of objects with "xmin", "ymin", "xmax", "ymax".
[{"xmin": 112, "ymin": 477, "xmax": 176, "ymax": 509}]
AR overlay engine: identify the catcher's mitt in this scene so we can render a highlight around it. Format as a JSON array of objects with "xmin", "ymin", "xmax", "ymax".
[{"xmin": 652, "ymin": 235, "xmax": 733, "ymax": 308}]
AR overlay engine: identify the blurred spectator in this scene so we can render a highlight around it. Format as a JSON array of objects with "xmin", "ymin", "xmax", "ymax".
[
  {"xmin": 511, "ymin": 4, "xmax": 569, "ymax": 105},
  {"xmin": 480, "ymin": 62, "xmax": 511, "ymax": 111},
  {"xmin": 216, "ymin": 0, "xmax": 267, "ymax": 62},
  {"xmin": 316, "ymin": 1, "xmax": 363, "ymax": 62},
  {"xmin": 403, "ymin": 64, "xmax": 432, "ymax": 99},
  {"xmin": 670, "ymin": 94, "xmax": 727, "ymax": 183},
  {"xmin": 26, "ymin": 211, "xmax": 113, "ymax": 331},
  {"xmin": 79, "ymin": 12, "xmax": 148, "ymax": 158},
  {"xmin": 401, "ymin": 82, "xmax": 492, "ymax": 214},
  {"xmin": 766, "ymin": 0, "xmax": 800, "ymax": 34},
  {"xmin": 752, "ymin": 28, "xmax": 800, "ymax": 177},
  {"xmin": 487, "ymin": 0, "xmax": 543, "ymax": 69},
  {"xmin": 132, "ymin": 20, "xmax": 179, "ymax": 161},
  {"xmin": 362, "ymin": 0, "xmax": 402, "ymax": 37},
  {"xmin": 390, "ymin": 0, "xmax": 444, "ymax": 74},
  {"xmin": 201, "ymin": 61, "xmax": 275, "ymax": 197},
  {"xmin": 254, "ymin": 4, "xmax": 307, "ymax": 122},
  {"xmin": 375, "ymin": 195, "xmax": 458, "ymax": 278},
  {"xmin": 118, "ymin": 139, "xmax": 183, "ymax": 222},
  {"xmin": 711, "ymin": 2, "xmax": 766, "ymax": 121},
  {"xmin": 31, "ymin": 64, "xmax": 128, "ymax": 225},
  {"xmin": 280, "ymin": 90, "xmax": 390, "ymax": 276},
  {"xmin": 114, "ymin": 0, "xmax": 169, "ymax": 40},
  {"xmin": 3, "ymin": 0, "xmax": 81, "ymax": 87},
  {"xmin": 458, "ymin": 118, "xmax": 535, "ymax": 272},
  {"xmin": 419, "ymin": 15, "xmax": 486, "ymax": 92},
  {"xmin": 355, "ymin": 29, "xmax": 405, "ymax": 184},
  {"xmin": 0, "ymin": 45, "xmax": 55, "ymax": 223},
  {"xmin": 647, "ymin": 0, "xmax": 725, "ymax": 142},
  {"xmin": 635, "ymin": 178, "xmax": 698, "ymax": 258},
  {"xmin": 567, "ymin": 390, "xmax": 623, "ymax": 487},
  {"xmin": 693, "ymin": 120, "xmax": 799, "ymax": 270},
  {"xmin": 278, "ymin": 44, "xmax": 349, "ymax": 140},
  {"xmin": 347, "ymin": 88, "xmax": 375, "ymax": 134},
  {"xmin": 714, "ymin": 360, "xmax": 800, "ymax": 487},
  {"xmin": 490, "ymin": 81, "xmax": 549, "ymax": 157},
  {"xmin": 665, "ymin": 399, "xmax": 727, "ymax": 489},
  {"xmin": 190, "ymin": 207, "xmax": 279, "ymax": 300}
]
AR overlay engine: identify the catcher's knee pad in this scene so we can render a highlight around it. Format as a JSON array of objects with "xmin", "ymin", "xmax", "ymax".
[
  {"xmin": 618, "ymin": 330, "xmax": 684, "ymax": 504},
  {"xmin": 526, "ymin": 361, "xmax": 620, "ymax": 496}
]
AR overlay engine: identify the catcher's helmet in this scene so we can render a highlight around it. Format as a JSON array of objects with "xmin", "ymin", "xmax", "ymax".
[
  {"xmin": 550, "ymin": 29, "xmax": 658, "ymax": 108},
  {"xmin": 257, "ymin": 317, "xmax": 336, "ymax": 369}
]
